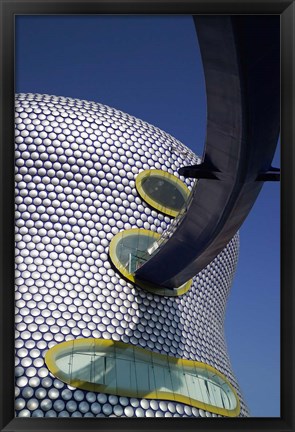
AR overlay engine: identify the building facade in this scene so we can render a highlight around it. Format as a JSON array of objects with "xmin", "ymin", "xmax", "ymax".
[{"xmin": 15, "ymin": 93, "xmax": 249, "ymax": 418}]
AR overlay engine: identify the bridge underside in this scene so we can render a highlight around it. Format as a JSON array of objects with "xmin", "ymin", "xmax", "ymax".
[{"xmin": 135, "ymin": 15, "xmax": 280, "ymax": 289}]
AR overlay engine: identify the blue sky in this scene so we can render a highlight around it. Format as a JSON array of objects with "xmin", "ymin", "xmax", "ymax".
[{"xmin": 15, "ymin": 15, "xmax": 280, "ymax": 417}]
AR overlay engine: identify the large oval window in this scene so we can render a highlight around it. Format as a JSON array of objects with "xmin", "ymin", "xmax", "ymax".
[
  {"xmin": 109, "ymin": 228, "xmax": 192, "ymax": 296},
  {"xmin": 136, "ymin": 170, "xmax": 190, "ymax": 217},
  {"xmin": 45, "ymin": 338, "xmax": 240, "ymax": 417}
]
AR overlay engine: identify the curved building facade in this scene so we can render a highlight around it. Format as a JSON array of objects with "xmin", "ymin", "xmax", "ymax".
[{"xmin": 15, "ymin": 93, "xmax": 249, "ymax": 418}]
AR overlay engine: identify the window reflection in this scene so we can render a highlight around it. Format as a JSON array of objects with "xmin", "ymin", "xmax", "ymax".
[
  {"xmin": 135, "ymin": 169, "xmax": 190, "ymax": 217},
  {"xmin": 46, "ymin": 339, "xmax": 240, "ymax": 417},
  {"xmin": 141, "ymin": 175, "xmax": 186, "ymax": 211},
  {"xmin": 115, "ymin": 233, "xmax": 156, "ymax": 273},
  {"xmin": 109, "ymin": 228, "xmax": 193, "ymax": 297}
]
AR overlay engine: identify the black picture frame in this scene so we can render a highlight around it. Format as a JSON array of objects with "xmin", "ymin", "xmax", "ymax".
[{"xmin": 1, "ymin": 1, "xmax": 294, "ymax": 431}]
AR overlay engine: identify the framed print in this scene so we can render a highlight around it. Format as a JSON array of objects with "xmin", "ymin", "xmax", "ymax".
[{"xmin": 1, "ymin": 1, "xmax": 294, "ymax": 432}]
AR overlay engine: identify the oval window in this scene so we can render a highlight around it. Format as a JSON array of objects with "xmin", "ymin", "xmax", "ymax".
[
  {"xmin": 136, "ymin": 170, "xmax": 190, "ymax": 217},
  {"xmin": 109, "ymin": 228, "xmax": 192, "ymax": 296},
  {"xmin": 45, "ymin": 338, "xmax": 240, "ymax": 417}
]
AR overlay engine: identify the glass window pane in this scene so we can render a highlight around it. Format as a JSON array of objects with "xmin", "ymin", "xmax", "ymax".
[
  {"xmin": 91, "ymin": 354, "xmax": 105, "ymax": 385},
  {"xmin": 72, "ymin": 352, "xmax": 91, "ymax": 381},
  {"xmin": 135, "ymin": 361, "xmax": 151, "ymax": 394},
  {"xmin": 142, "ymin": 176, "xmax": 186, "ymax": 211},
  {"xmin": 46, "ymin": 338, "xmax": 239, "ymax": 416},
  {"xmin": 115, "ymin": 233, "xmax": 157, "ymax": 272},
  {"xmin": 116, "ymin": 358, "xmax": 131, "ymax": 390},
  {"xmin": 105, "ymin": 356, "xmax": 117, "ymax": 392}
]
